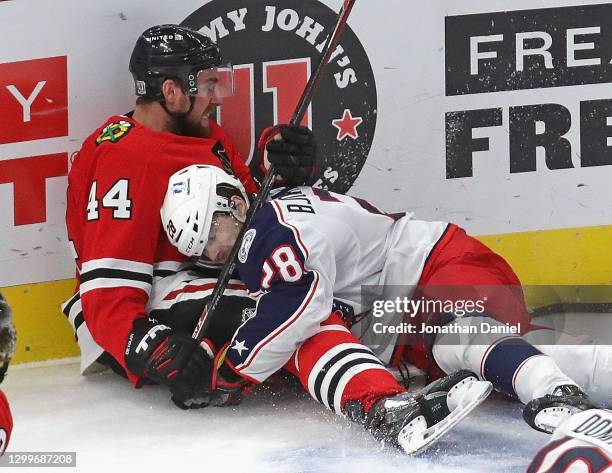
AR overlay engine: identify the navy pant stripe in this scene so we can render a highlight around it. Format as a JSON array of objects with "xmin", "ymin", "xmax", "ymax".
[{"xmin": 483, "ymin": 337, "xmax": 542, "ymax": 397}]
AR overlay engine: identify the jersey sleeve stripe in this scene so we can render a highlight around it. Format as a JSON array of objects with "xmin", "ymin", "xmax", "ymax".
[
  {"xmin": 79, "ymin": 258, "xmax": 153, "ymax": 295},
  {"xmin": 81, "ymin": 258, "xmax": 153, "ymax": 274},
  {"xmin": 73, "ymin": 312, "xmax": 85, "ymax": 337},
  {"xmin": 60, "ymin": 292, "xmax": 80, "ymax": 317},
  {"xmin": 80, "ymin": 268, "xmax": 152, "ymax": 285},
  {"xmin": 234, "ymin": 271, "xmax": 320, "ymax": 372},
  {"xmin": 80, "ymin": 278, "xmax": 152, "ymax": 296},
  {"xmin": 61, "ymin": 291, "xmax": 104, "ymax": 372},
  {"xmin": 61, "ymin": 293, "xmax": 84, "ymax": 335}
]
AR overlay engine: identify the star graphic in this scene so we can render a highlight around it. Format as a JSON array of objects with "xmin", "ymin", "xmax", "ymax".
[
  {"xmin": 231, "ymin": 339, "xmax": 249, "ymax": 356},
  {"xmin": 331, "ymin": 109, "xmax": 363, "ymax": 141}
]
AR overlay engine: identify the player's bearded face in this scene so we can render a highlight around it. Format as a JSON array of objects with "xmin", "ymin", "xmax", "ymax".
[
  {"xmin": 184, "ymin": 67, "xmax": 233, "ymax": 136},
  {"xmin": 201, "ymin": 213, "xmax": 242, "ymax": 264}
]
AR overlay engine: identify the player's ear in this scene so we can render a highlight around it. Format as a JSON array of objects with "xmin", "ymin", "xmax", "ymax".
[
  {"xmin": 231, "ymin": 195, "xmax": 248, "ymax": 219},
  {"xmin": 161, "ymin": 79, "xmax": 184, "ymax": 108}
]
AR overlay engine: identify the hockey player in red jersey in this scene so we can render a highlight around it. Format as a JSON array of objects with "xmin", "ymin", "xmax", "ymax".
[
  {"xmin": 62, "ymin": 24, "xmax": 316, "ymax": 408},
  {"xmin": 0, "ymin": 293, "xmax": 15, "ymax": 455},
  {"xmin": 160, "ymin": 165, "xmax": 605, "ymax": 443}
]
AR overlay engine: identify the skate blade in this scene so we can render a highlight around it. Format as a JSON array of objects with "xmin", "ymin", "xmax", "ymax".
[
  {"xmin": 397, "ymin": 380, "xmax": 493, "ymax": 455},
  {"xmin": 447, "ymin": 374, "xmax": 479, "ymax": 412},
  {"xmin": 534, "ymin": 406, "xmax": 577, "ymax": 434}
]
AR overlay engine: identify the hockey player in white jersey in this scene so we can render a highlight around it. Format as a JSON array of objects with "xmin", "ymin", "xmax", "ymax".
[
  {"xmin": 161, "ymin": 164, "xmax": 492, "ymax": 454},
  {"xmin": 160, "ymin": 165, "xmax": 604, "ymax": 442},
  {"xmin": 527, "ymin": 409, "xmax": 612, "ymax": 472}
]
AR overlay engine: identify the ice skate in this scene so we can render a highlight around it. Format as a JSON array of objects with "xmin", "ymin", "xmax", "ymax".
[
  {"xmin": 347, "ymin": 370, "xmax": 492, "ymax": 454},
  {"xmin": 523, "ymin": 384, "xmax": 601, "ymax": 434}
]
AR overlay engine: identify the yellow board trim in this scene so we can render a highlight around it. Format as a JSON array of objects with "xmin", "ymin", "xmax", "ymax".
[
  {"xmin": 2, "ymin": 224, "xmax": 612, "ymax": 364},
  {"xmin": 2, "ymin": 279, "xmax": 80, "ymax": 365},
  {"xmin": 477, "ymin": 224, "xmax": 612, "ymax": 308},
  {"xmin": 477, "ymin": 225, "xmax": 612, "ymax": 285}
]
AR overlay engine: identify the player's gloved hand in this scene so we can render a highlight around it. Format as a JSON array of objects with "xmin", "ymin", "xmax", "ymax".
[
  {"xmin": 257, "ymin": 124, "xmax": 317, "ymax": 186},
  {"xmin": 170, "ymin": 341, "xmax": 251, "ymax": 409},
  {"xmin": 125, "ymin": 317, "xmax": 213, "ymax": 408},
  {"xmin": 206, "ymin": 343, "xmax": 252, "ymax": 407},
  {"xmin": 173, "ymin": 351, "xmax": 250, "ymax": 409}
]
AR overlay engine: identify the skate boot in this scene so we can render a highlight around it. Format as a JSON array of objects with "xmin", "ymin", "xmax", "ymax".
[
  {"xmin": 523, "ymin": 384, "xmax": 601, "ymax": 434},
  {"xmin": 346, "ymin": 370, "xmax": 492, "ymax": 454}
]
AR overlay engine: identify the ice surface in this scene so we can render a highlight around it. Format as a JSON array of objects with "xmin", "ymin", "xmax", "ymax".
[{"xmin": 3, "ymin": 360, "xmax": 549, "ymax": 472}]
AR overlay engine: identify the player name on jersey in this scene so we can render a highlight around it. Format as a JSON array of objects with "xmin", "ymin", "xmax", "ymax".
[{"xmin": 572, "ymin": 412, "xmax": 612, "ymax": 446}]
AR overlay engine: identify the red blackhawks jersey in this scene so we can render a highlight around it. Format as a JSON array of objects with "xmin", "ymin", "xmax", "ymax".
[{"xmin": 62, "ymin": 115, "xmax": 257, "ymax": 384}]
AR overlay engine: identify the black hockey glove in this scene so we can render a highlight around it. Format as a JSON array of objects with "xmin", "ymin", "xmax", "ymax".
[
  {"xmin": 257, "ymin": 124, "xmax": 317, "ymax": 186},
  {"xmin": 171, "ymin": 343, "xmax": 251, "ymax": 409},
  {"xmin": 125, "ymin": 317, "xmax": 212, "ymax": 408}
]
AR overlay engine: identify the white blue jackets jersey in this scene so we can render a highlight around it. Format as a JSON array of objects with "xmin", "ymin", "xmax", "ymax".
[
  {"xmin": 227, "ymin": 187, "xmax": 448, "ymax": 382},
  {"xmin": 527, "ymin": 409, "xmax": 612, "ymax": 472}
]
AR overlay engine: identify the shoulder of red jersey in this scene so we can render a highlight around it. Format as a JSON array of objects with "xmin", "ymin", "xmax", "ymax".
[
  {"xmin": 75, "ymin": 115, "xmax": 167, "ymax": 167},
  {"xmin": 207, "ymin": 120, "xmax": 230, "ymax": 143},
  {"xmin": 91, "ymin": 115, "xmax": 138, "ymax": 146}
]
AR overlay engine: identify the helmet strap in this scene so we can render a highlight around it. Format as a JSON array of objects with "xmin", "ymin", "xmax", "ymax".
[
  {"xmin": 229, "ymin": 203, "xmax": 246, "ymax": 223},
  {"xmin": 215, "ymin": 199, "xmax": 245, "ymax": 223},
  {"xmin": 224, "ymin": 195, "xmax": 247, "ymax": 223},
  {"xmin": 159, "ymin": 93, "xmax": 196, "ymax": 135}
]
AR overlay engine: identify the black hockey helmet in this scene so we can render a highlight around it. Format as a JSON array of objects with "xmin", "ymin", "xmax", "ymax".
[{"xmin": 129, "ymin": 24, "xmax": 223, "ymax": 100}]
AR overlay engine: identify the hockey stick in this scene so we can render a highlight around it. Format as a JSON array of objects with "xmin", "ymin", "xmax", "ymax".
[{"xmin": 192, "ymin": 0, "xmax": 357, "ymax": 342}]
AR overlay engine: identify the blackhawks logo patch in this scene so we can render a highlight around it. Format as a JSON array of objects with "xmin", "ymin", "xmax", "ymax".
[{"xmin": 95, "ymin": 120, "xmax": 134, "ymax": 145}]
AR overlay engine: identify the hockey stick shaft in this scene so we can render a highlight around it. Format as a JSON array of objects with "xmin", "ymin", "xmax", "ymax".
[{"xmin": 192, "ymin": 0, "xmax": 357, "ymax": 342}]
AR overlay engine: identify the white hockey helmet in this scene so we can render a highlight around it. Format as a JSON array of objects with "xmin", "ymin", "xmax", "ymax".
[{"xmin": 161, "ymin": 164, "xmax": 248, "ymax": 257}]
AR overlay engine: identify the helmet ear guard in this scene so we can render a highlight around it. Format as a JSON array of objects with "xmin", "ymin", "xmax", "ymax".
[{"xmin": 160, "ymin": 165, "xmax": 249, "ymax": 258}]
